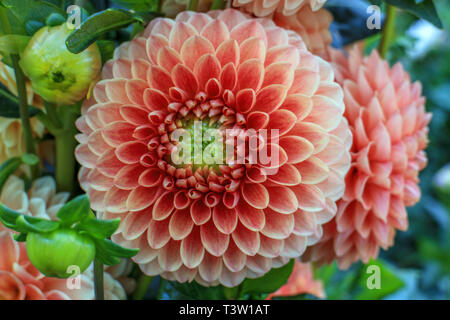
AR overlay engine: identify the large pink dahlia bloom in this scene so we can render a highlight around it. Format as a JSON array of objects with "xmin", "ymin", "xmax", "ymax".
[
  {"xmin": 233, "ymin": 0, "xmax": 327, "ymax": 17},
  {"xmin": 75, "ymin": 9, "xmax": 351, "ymax": 287},
  {"xmin": 273, "ymin": 6, "xmax": 333, "ymax": 59},
  {"xmin": 304, "ymin": 48, "xmax": 431, "ymax": 269}
]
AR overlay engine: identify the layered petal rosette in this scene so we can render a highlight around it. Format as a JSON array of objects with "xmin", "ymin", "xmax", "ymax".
[
  {"xmin": 304, "ymin": 48, "xmax": 431, "ymax": 269},
  {"xmin": 0, "ymin": 176, "xmax": 128, "ymax": 300},
  {"xmin": 75, "ymin": 9, "xmax": 351, "ymax": 287},
  {"xmin": 273, "ymin": 5, "xmax": 333, "ymax": 59},
  {"xmin": 233, "ymin": 0, "xmax": 327, "ymax": 17}
]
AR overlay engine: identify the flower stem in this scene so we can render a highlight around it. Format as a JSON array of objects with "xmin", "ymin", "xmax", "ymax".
[
  {"xmin": 132, "ymin": 275, "xmax": 154, "ymax": 300},
  {"xmin": 211, "ymin": 0, "xmax": 226, "ymax": 10},
  {"xmin": 43, "ymin": 101, "xmax": 62, "ymax": 129},
  {"xmin": 94, "ymin": 258, "xmax": 104, "ymax": 300},
  {"xmin": 378, "ymin": 4, "xmax": 396, "ymax": 59},
  {"xmin": 188, "ymin": 0, "xmax": 199, "ymax": 11},
  {"xmin": 55, "ymin": 127, "xmax": 78, "ymax": 194},
  {"xmin": 157, "ymin": 278, "xmax": 166, "ymax": 300}
]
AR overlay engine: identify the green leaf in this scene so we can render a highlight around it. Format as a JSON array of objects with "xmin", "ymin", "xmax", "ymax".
[
  {"xmin": 15, "ymin": 214, "xmax": 60, "ymax": 233},
  {"xmin": 356, "ymin": 259, "xmax": 405, "ymax": 300},
  {"xmin": 0, "ymin": 203, "xmax": 20, "ymax": 229},
  {"xmin": 0, "ymin": 0, "xmax": 66, "ymax": 35},
  {"xmin": 110, "ymin": 0, "xmax": 159, "ymax": 11},
  {"xmin": 95, "ymin": 245, "xmax": 121, "ymax": 265},
  {"xmin": 21, "ymin": 154, "xmax": 39, "ymax": 166},
  {"xmin": 14, "ymin": 232, "xmax": 27, "ymax": 242},
  {"xmin": 56, "ymin": 194, "xmax": 91, "ymax": 227},
  {"xmin": 95, "ymin": 238, "xmax": 139, "ymax": 259},
  {"xmin": 97, "ymin": 40, "xmax": 115, "ymax": 65},
  {"xmin": 0, "ymin": 34, "xmax": 30, "ymax": 54},
  {"xmin": 45, "ymin": 12, "xmax": 66, "ymax": 27},
  {"xmin": 25, "ymin": 20, "xmax": 45, "ymax": 36},
  {"xmin": 77, "ymin": 217, "xmax": 120, "ymax": 239},
  {"xmin": 66, "ymin": 8, "xmax": 158, "ymax": 54},
  {"xmin": 240, "ymin": 259, "xmax": 295, "ymax": 296},
  {"xmin": 384, "ymin": 0, "xmax": 443, "ymax": 28},
  {"xmin": 0, "ymin": 157, "xmax": 22, "ymax": 192}
]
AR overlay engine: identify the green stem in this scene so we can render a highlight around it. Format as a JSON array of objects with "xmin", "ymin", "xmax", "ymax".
[
  {"xmin": 210, "ymin": 0, "xmax": 226, "ymax": 10},
  {"xmin": 0, "ymin": 7, "xmax": 39, "ymax": 179},
  {"xmin": 132, "ymin": 275, "xmax": 154, "ymax": 300},
  {"xmin": 43, "ymin": 101, "xmax": 62, "ymax": 129},
  {"xmin": 157, "ymin": 278, "xmax": 166, "ymax": 300},
  {"xmin": 188, "ymin": 0, "xmax": 199, "ymax": 11},
  {"xmin": 378, "ymin": 4, "xmax": 397, "ymax": 59},
  {"xmin": 54, "ymin": 123, "xmax": 78, "ymax": 195},
  {"xmin": 94, "ymin": 258, "xmax": 104, "ymax": 300}
]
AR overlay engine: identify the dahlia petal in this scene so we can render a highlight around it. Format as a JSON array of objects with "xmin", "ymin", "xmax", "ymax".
[
  {"xmin": 304, "ymin": 95, "xmax": 343, "ymax": 131},
  {"xmin": 181, "ymin": 227, "xmax": 205, "ymax": 268},
  {"xmin": 294, "ymin": 156, "xmax": 329, "ymax": 184},
  {"xmin": 181, "ymin": 36, "xmax": 215, "ymax": 70},
  {"xmin": 147, "ymin": 218, "xmax": 171, "ymax": 249},
  {"xmin": 198, "ymin": 252, "xmax": 223, "ymax": 282},
  {"xmin": 125, "ymin": 80, "xmax": 147, "ymax": 106},
  {"xmin": 241, "ymin": 183, "xmax": 269, "ymax": 209},
  {"xmin": 144, "ymin": 88, "xmax": 169, "ymax": 111},
  {"xmin": 115, "ymin": 141, "xmax": 148, "ymax": 164},
  {"xmin": 236, "ymin": 200, "xmax": 265, "ymax": 231},
  {"xmin": 120, "ymin": 105, "xmax": 150, "ymax": 126},
  {"xmin": 169, "ymin": 21, "xmax": 198, "ymax": 52},
  {"xmin": 216, "ymin": 39, "xmax": 240, "ymax": 67},
  {"xmin": 246, "ymin": 255, "xmax": 271, "ymax": 274},
  {"xmin": 213, "ymin": 203, "xmax": 238, "ymax": 234},
  {"xmin": 266, "ymin": 109, "xmax": 296, "ymax": 136},
  {"xmin": 220, "ymin": 62, "xmax": 237, "ymax": 90},
  {"xmin": 292, "ymin": 184, "xmax": 325, "ymax": 212},
  {"xmin": 232, "ymin": 222, "xmax": 260, "ymax": 256},
  {"xmin": 147, "ymin": 65, "xmax": 174, "ymax": 95},
  {"xmin": 200, "ymin": 220, "xmax": 229, "ymax": 256},
  {"xmin": 246, "ymin": 111, "xmax": 269, "ymax": 130},
  {"xmin": 122, "ymin": 209, "xmax": 153, "ymax": 240},
  {"xmin": 287, "ymin": 122, "xmax": 329, "ymax": 154},
  {"xmin": 265, "ymin": 45, "xmax": 299, "ymax": 68},
  {"xmin": 258, "ymin": 234, "xmax": 284, "ymax": 258},
  {"xmin": 279, "ymin": 136, "xmax": 314, "ymax": 164},
  {"xmin": 267, "ymin": 163, "xmax": 301, "ymax": 186},
  {"xmin": 102, "ymin": 121, "xmax": 135, "ymax": 147},
  {"xmin": 152, "ymin": 192, "xmax": 175, "ymax": 220},
  {"xmin": 114, "ymin": 164, "xmax": 146, "ymax": 190},
  {"xmin": 223, "ymin": 240, "xmax": 247, "ymax": 272},
  {"xmin": 191, "ymin": 199, "xmax": 212, "ymax": 225},
  {"xmin": 105, "ymin": 186, "xmax": 130, "ymax": 213},
  {"xmin": 230, "ymin": 20, "xmax": 266, "ymax": 46},
  {"xmin": 127, "ymin": 186, "xmax": 161, "ymax": 211},
  {"xmin": 261, "ymin": 208, "xmax": 294, "ymax": 239},
  {"xmin": 263, "ymin": 62, "xmax": 294, "ymax": 88},
  {"xmin": 240, "ymin": 37, "xmax": 266, "ymax": 63},
  {"xmin": 172, "ymin": 64, "xmax": 199, "ymax": 98},
  {"xmin": 194, "ymin": 54, "xmax": 221, "ymax": 90},
  {"xmin": 289, "ymin": 69, "xmax": 320, "ymax": 96},
  {"xmin": 282, "ymin": 235, "xmax": 307, "ymax": 257},
  {"xmin": 236, "ymin": 89, "xmax": 256, "ymax": 113},
  {"xmin": 253, "ymin": 84, "xmax": 287, "ymax": 114},
  {"xmin": 237, "ymin": 59, "xmax": 264, "ymax": 91},
  {"xmin": 158, "ymin": 240, "xmax": 182, "ymax": 272},
  {"xmin": 169, "ymin": 208, "xmax": 194, "ymax": 240},
  {"xmin": 201, "ymin": 20, "xmax": 229, "ymax": 49}
]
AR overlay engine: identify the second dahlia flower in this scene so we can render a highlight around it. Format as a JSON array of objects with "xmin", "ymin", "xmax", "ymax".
[
  {"xmin": 0, "ymin": 175, "xmax": 128, "ymax": 299},
  {"xmin": 233, "ymin": 0, "xmax": 327, "ymax": 17},
  {"xmin": 304, "ymin": 48, "xmax": 431, "ymax": 269},
  {"xmin": 76, "ymin": 9, "xmax": 351, "ymax": 287}
]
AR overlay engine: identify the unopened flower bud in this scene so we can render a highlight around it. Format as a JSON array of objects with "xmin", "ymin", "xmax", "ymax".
[
  {"xmin": 26, "ymin": 229, "xmax": 95, "ymax": 278},
  {"xmin": 20, "ymin": 24, "xmax": 101, "ymax": 106}
]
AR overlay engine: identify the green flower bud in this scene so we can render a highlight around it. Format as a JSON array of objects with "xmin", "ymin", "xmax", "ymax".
[
  {"xmin": 20, "ymin": 24, "xmax": 101, "ymax": 106},
  {"xmin": 26, "ymin": 229, "xmax": 96, "ymax": 278}
]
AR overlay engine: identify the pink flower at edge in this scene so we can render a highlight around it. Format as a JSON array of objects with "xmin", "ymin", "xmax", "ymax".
[
  {"xmin": 273, "ymin": 5, "xmax": 333, "ymax": 59},
  {"xmin": 267, "ymin": 260, "xmax": 325, "ymax": 299},
  {"xmin": 75, "ymin": 9, "xmax": 352, "ymax": 287},
  {"xmin": 303, "ymin": 47, "xmax": 431, "ymax": 269},
  {"xmin": 233, "ymin": 0, "xmax": 327, "ymax": 17}
]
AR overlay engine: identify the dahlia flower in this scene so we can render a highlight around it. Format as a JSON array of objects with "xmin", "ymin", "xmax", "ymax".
[
  {"xmin": 161, "ymin": 0, "xmax": 213, "ymax": 18},
  {"xmin": 76, "ymin": 9, "xmax": 351, "ymax": 287},
  {"xmin": 303, "ymin": 48, "xmax": 431, "ymax": 269},
  {"xmin": 233, "ymin": 0, "xmax": 327, "ymax": 17},
  {"xmin": 0, "ymin": 61, "xmax": 45, "ymax": 164},
  {"xmin": 267, "ymin": 260, "xmax": 324, "ymax": 299},
  {"xmin": 0, "ymin": 175, "xmax": 128, "ymax": 299},
  {"xmin": 273, "ymin": 5, "xmax": 332, "ymax": 59}
]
